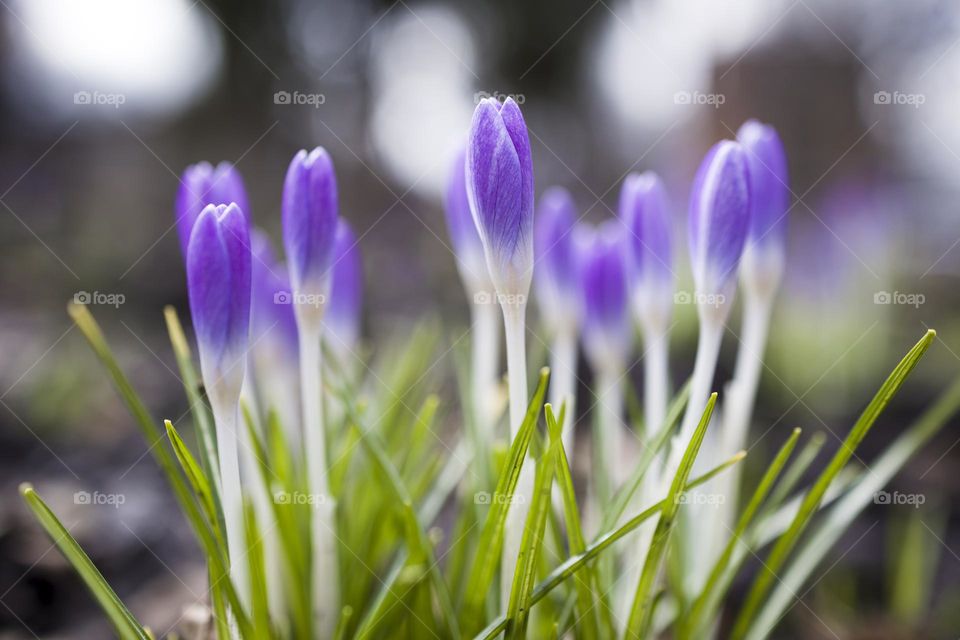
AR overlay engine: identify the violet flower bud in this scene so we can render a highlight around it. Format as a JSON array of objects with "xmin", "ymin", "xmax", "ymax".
[
  {"xmin": 282, "ymin": 148, "xmax": 339, "ymax": 312},
  {"xmin": 688, "ymin": 140, "xmax": 751, "ymax": 306},
  {"xmin": 466, "ymin": 97, "xmax": 535, "ymax": 299},
  {"xmin": 325, "ymin": 220, "xmax": 363, "ymax": 360},
  {"xmin": 186, "ymin": 203, "xmax": 251, "ymax": 397},
  {"xmin": 534, "ymin": 186, "xmax": 580, "ymax": 333},
  {"xmin": 579, "ymin": 221, "xmax": 632, "ymax": 371},
  {"xmin": 444, "ymin": 148, "xmax": 492, "ymax": 294},
  {"xmin": 176, "ymin": 162, "xmax": 250, "ymax": 257},
  {"xmin": 737, "ymin": 120, "xmax": 789, "ymax": 296},
  {"xmin": 619, "ymin": 171, "xmax": 673, "ymax": 330},
  {"xmin": 250, "ymin": 229, "xmax": 297, "ymax": 356}
]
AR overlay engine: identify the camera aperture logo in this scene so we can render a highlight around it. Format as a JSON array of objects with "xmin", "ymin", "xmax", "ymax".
[
  {"xmin": 873, "ymin": 90, "xmax": 925, "ymax": 108},
  {"xmin": 674, "ymin": 290, "xmax": 726, "ymax": 308},
  {"xmin": 874, "ymin": 490, "xmax": 925, "ymax": 508},
  {"xmin": 73, "ymin": 90, "xmax": 126, "ymax": 109},
  {"xmin": 274, "ymin": 491, "xmax": 326, "ymax": 506},
  {"xmin": 274, "ymin": 90, "xmax": 326, "ymax": 109},
  {"xmin": 74, "ymin": 491, "xmax": 125, "ymax": 508},
  {"xmin": 474, "ymin": 91, "xmax": 526, "ymax": 105},
  {"xmin": 474, "ymin": 491, "xmax": 524, "ymax": 506},
  {"xmin": 473, "ymin": 291, "xmax": 527, "ymax": 306},
  {"xmin": 74, "ymin": 291, "xmax": 125, "ymax": 308}
]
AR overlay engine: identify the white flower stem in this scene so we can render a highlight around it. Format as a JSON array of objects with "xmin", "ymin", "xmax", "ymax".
[
  {"xmin": 675, "ymin": 316, "xmax": 724, "ymax": 454},
  {"xmin": 718, "ymin": 292, "xmax": 773, "ymax": 517},
  {"xmin": 596, "ymin": 368, "xmax": 625, "ymax": 493},
  {"xmin": 471, "ymin": 299, "xmax": 501, "ymax": 442},
  {"xmin": 549, "ymin": 328, "xmax": 578, "ymax": 461},
  {"xmin": 297, "ymin": 319, "xmax": 338, "ymax": 638},
  {"xmin": 642, "ymin": 327, "xmax": 670, "ymax": 436},
  {"xmin": 210, "ymin": 396, "xmax": 250, "ymax": 615},
  {"xmin": 500, "ymin": 300, "xmax": 534, "ymax": 607}
]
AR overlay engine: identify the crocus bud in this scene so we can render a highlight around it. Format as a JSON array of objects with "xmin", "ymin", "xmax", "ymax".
[
  {"xmin": 187, "ymin": 203, "xmax": 252, "ymax": 402},
  {"xmin": 466, "ymin": 97, "xmax": 535, "ymax": 300},
  {"xmin": 579, "ymin": 221, "xmax": 632, "ymax": 372},
  {"xmin": 250, "ymin": 229, "xmax": 297, "ymax": 356},
  {"xmin": 619, "ymin": 171, "xmax": 673, "ymax": 331},
  {"xmin": 444, "ymin": 148, "xmax": 493, "ymax": 295},
  {"xmin": 176, "ymin": 162, "xmax": 250, "ymax": 257},
  {"xmin": 688, "ymin": 140, "xmax": 751, "ymax": 317},
  {"xmin": 737, "ymin": 120, "xmax": 789, "ymax": 297},
  {"xmin": 534, "ymin": 187, "xmax": 580, "ymax": 334},
  {"xmin": 282, "ymin": 148, "xmax": 339, "ymax": 322},
  {"xmin": 325, "ymin": 220, "xmax": 363, "ymax": 365}
]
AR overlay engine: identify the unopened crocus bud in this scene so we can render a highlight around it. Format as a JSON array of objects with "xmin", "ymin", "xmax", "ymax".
[
  {"xmin": 176, "ymin": 162, "xmax": 250, "ymax": 257},
  {"xmin": 282, "ymin": 148, "xmax": 339, "ymax": 321},
  {"xmin": 325, "ymin": 220, "xmax": 363, "ymax": 365},
  {"xmin": 737, "ymin": 120, "xmax": 789, "ymax": 297},
  {"xmin": 187, "ymin": 203, "xmax": 252, "ymax": 402},
  {"xmin": 445, "ymin": 148, "xmax": 493, "ymax": 295},
  {"xmin": 534, "ymin": 187, "xmax": 580, "ymax": 334},
  {"xmin": 620, "ymin": 172, "xmax": 673, "ymax": 331},
  {"xmin": 688, "ymin": 140, "xmax": 751, "ymax": 316},
  {"xmin": 579, "ymin": 221, "xmax": 632, "ymax": 372},
  {"xmin": 466, "ymin": 97, "xmax": 535, "ymax": 299}
]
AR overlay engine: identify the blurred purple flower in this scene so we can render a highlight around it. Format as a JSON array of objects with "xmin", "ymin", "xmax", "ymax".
[
  {"xmin": 620, "ymin": 171, "xmax": 673, "ymax": 327},
  {"xmin": 579, "ymin": 221, "xmax": 632, "ymax": 368},
  {"xmin": 325, "ymin": 220, "xmax": 363, "ymax": 356},
  {"xmin": 534, "ymin": 186, "xmax": 579, "ymax": 328},
  {"xmin": 688, "ymin": 140, "xmax": 751, "ymax": 297},
  {"xmin": 282, "ymin": 148, "xmax": 339, "ymax": 299},
  {"xmin": 466, "ymin": 97, "xmax": 535, "ymax": 296},
  {"xmin": 737, "ymin": 120, "xmax": 789, "ymax": 254},
  {"xmin": 250, "ymin": 228, "xmax": 297, "ymax": 355},
  {"xmin": 176, "ymin": 162, "xmax": 250, "ymax": 258},
  {"xmin": 444, "ymin": 148, "xmax": 490, "ymax": 292},
  {"xmin": 186, "ymin": 203, "xmax": 251, "ymax": 387}
]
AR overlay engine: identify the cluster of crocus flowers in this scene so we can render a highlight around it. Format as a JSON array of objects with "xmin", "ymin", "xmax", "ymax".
[
  {"xmin": 177, "ymin": 148, "xmax": 362, "ymax": 636},
  {"xmin": 450, "ymin": 93, "xmax": 790, "ymax": 609}
]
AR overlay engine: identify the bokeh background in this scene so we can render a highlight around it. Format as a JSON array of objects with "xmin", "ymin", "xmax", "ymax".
[{"xmin": 1, "ymin": 0, "xmax": 959, "ymax": 637}]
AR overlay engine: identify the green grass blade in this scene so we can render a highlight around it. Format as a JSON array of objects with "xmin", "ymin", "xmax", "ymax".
[
  {"xmin": 473, "ymin": 447, "xmax": 744, "ymax": 640},
  {"xmin": 746, "ymin": 371, "xmax": 960, "ymax": 640},
  {"xmin": 731, "ymin": 329, "xmax": 935, "ymax": 639},
  {"xmin": 764, "ymin": 432, "xmax": 826, "ymax": 512},
  {"xmin": 624, "ymin": 392, "xmax": 718, "ymax": 639},
  {"xmin": 243, "ymin": 500, "xmax": 272, "ymax": 637},
  {"xmin": 504, "ymin": 404, "xmax": 563, "ymax": 639},
  {"xmin": 165, "ymin": 421, "xmax": 219, "ymax": 535},
  {"xmin": 460, "ymin": 369, "xmax": 550, "ymax": 631},
  {"xmin": 682, "ymin": 428, "xmax": 801, "ymax": 638},
  {"xmin": 19, "ymin": 484, "xmax": 150, "ymax": 640}
]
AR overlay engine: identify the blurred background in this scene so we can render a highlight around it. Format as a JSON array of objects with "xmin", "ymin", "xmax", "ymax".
[{"xmin": 1, "ymin": 0, "xmax": 959, "ymax": 637}]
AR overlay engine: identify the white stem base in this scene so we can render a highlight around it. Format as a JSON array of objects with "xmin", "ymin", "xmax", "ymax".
[
  {"xmin": 549, "ymin": 329, "xmax": 578, "ymax": 459},
  {"xmin": 471, "ymin": 300, "xmax": 501, "ymax": 442}
]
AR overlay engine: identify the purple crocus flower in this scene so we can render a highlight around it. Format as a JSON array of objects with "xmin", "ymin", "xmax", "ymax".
[
  {"xmin": 176, "ymin": 162, "xmax": 250, "ymax": 257},
  {"xmin": 579, "ymin": 221, "xmax": 632, "ymax": 369},
  {"xmin": 186, "ymin": 203, "xmax": 251, "ymax": 392},
  {"xmin": 249, "ymin": 229, "xmax": 297, "ymax": 355},
  {"xmin": 620, "ymin": 171, "xmax": 673, "ymax": 326},
  {"xmin": 737, "ymin": 121, "xmax": 789, "ymax": 293},
  {"xmin": 534, "ymin": 186, "xmax": 579, "ymax": 330},
  {"xmin": 444, "ymin": 148, "xmax": 491, "ymax": 292},
  {"xmin": 688, "ymin": 140, "xmax": 751, "ymax": 299},
  {"xmin": 282, "ymin": 148, "xmax": 339, "ymax": 304},
  {"xmin": 325, "ymin": 220, "xmax": 363, "ymax": 359},
  {"xmin": 466, "ymin": 97, "xmax": 535, "ymax": 297}
]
